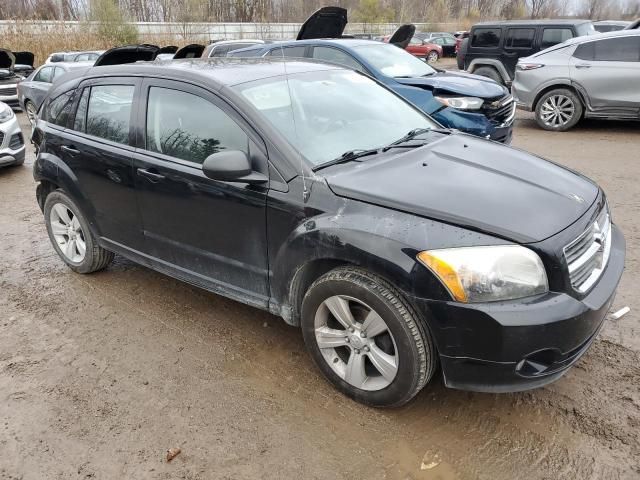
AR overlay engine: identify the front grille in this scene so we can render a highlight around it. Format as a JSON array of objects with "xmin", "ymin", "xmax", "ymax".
[
  {"xmin": 564, "ymin": 207, "xmax": 611, "ymax": 293},
  {"xmin": 9, "ymin": 133, "xmax": 23, "ymax": 150},
  {"xmin": 0, "ymin": 86, "xmax": 17, "ymax": 96},
  {"xmin": 482, "ymin": 95, "xmax": 516, "ymax": 125}
]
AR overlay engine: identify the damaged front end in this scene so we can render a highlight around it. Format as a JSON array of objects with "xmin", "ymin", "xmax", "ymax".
[{"xmin": 0, "ymin": 49, "xmax": 21, "ymax": 108}]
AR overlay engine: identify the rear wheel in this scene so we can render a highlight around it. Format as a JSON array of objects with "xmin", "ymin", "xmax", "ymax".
[
  {"xmin": 473, "ymin": 66, "xmax": 504, "ymax": 85},
  {"xmin": 301, "ymin": 267, "xmax": 437, "ymax": 407},
  {"xmin": 426, "ymin": 51, "xmax": 439, "ymax": 64},
  {"xmin": 535, "ymin": 88, "xmax": 583, "ymax": 131},
  {"xmin": 44, "ymin": 190, "xmax": 114, "ymax": 273}
]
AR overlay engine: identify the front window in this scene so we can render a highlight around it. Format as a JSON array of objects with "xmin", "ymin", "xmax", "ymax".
[
  {"xmin": 352, "ymin": 43, "xmax": 436, "ymax": 78},
  {"xmin": 235, "ymin": 70, "xmax": 435, "ymax": 166}
]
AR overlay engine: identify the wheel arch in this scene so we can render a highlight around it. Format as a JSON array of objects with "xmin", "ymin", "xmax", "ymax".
[
  {"xmin": 532, "ymin": 82, "xmax": 586, "ymax": 113},
  {"xmin": 467, "ymin": 59, "xmax": 510, "ymax": 83}
]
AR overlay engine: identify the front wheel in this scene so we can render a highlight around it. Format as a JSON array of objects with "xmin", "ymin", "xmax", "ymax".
[
  {"xmin": 25, "ymin": 100, "xmax": 37, "ymax": 127},
  {"xmin": 301, "ymin": 267, "xmax": 437, "ymax": 407},
  {"xmin": 426, "ymin": 51, "xmax": 439, "ymax": 64},
  {"xmin": 535, "ymin": 88, "xmax": 583, "ymax": 131}
]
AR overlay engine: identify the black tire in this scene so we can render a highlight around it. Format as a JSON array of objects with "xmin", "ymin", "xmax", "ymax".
[
  {"xmin": 426, "ymin": 50, "xmax": 440, "ymax": 64},
  {"xmin": 473, "ymin": 66, "xmax": 504, "ymax": 85},
  {"xmin": 534, "ymin": 88, "xmax": 583, "ymax": 132},
  {"xmin": 301, "ymin": 267, "xmax": 437, "ymax": 407},
  {"xmin": 44, "ymin": 190, "xmax": 114, "ymax": 273}
]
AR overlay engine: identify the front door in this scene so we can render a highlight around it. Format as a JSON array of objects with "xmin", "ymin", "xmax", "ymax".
[{"xmin": 132, "ymin": 79, "xmax": 270, "ymax": 304}]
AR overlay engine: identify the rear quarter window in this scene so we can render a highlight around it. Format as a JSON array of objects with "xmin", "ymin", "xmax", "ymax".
[
  {"xmin": 471, "ymin": 28, "xmax": 501, "ymax": 48},
  {"xmin": 45, "ymin": 90, "xmax": 75, "ymax": 127}
]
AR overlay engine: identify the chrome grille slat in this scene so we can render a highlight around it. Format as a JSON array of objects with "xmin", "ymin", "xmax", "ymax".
[
  {"xmin": 0, "ymin": 87, "xmax": 17, "ymax": 96},
  {"xmin": 563, "ymin": 208, "xmax": 611, "ymax": 294}
]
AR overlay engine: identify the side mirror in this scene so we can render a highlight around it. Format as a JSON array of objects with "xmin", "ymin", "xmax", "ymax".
[{"xmin": 202, "ymin": 150, "xmax": 268, "ymax": 184}]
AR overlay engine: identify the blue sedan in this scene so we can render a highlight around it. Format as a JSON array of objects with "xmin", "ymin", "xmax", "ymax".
[{"xmin": 229, "ymin": 39, "xmax": 516, "ymax": 143}]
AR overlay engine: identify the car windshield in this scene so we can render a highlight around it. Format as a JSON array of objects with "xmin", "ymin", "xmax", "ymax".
[
  {"xmin": 234, "ymin": 69, "xmax": 436, "ymax": 166},
  {"xmin": 353, "ymin": 43, "xmax": 437, "ymax": 78}
]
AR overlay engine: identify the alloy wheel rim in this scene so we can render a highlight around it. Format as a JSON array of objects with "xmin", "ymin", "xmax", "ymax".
[
  {"xmin": 427, "ymin": 52, "xmax": 438, "ymax": 63},
  {"xmin": 540, "ymin": 95, "xmax": 575, "ymax": 128},
  {"xmin": 50, "ymin": 203, "xmax": 86, "ymax": 263},
  {"xmin": 26, "ymin": 102, "xmax": 36, "ymax": 125},
  {"xmin": 314, "ymin": 295, "xmax": 399, "ymax": 391}
]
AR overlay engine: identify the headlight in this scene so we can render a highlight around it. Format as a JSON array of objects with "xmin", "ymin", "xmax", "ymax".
[
  {"xmin": 434, "ymin": 96, "xmax": 484, "ymax": 110},
  {"xmin": 417, "ymin": 245, "xmax": 548, "ymax": 303},
  {"xmin": 0, "ymin": 103, "xmax": 14, "ymax": 123}
]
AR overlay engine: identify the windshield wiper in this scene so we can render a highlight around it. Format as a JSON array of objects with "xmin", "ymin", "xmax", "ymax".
[
  {"xmin": 382, "ymin": 127, "xmax": 454, "ymax": 152},
  {"xmin": 313, "ymin": 148, "xmax": 381, "ymax": 171}
]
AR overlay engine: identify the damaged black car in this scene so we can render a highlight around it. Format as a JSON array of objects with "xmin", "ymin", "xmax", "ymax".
[{"xmin": 33, "ymin": 57, "xmax": 624, "ymax": 407}]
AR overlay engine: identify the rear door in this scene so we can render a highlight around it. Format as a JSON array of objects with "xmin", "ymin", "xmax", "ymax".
[
  {"xmin": 503, "ymin": 27, "xmax": 536, "ymax": 74},
  {"xmin": 131, "ymin": 78, "xmax": 270, "ymax": 303},
  {"xmin": 56, "ymin": 77, "xmax": 144, "ymax": 250},
  {"xmin": 570, "ymin": 36, "xmax": 640, "ymax": 115}
]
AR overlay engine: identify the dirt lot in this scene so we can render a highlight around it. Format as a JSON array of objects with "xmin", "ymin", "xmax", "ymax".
[{"xmin": 1, "ymin": 110, "xmax": 639, "ymax": 480}]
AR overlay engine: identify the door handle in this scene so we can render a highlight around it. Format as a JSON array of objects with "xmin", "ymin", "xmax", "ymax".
[
  {"xmin": 61, "ymin": 145, "xmax": 80, "ymax": 155},
  {"xmin": 137, "ymin": 168, "xmax": 165, "ymax": 183},
  {"xmin": 575, "ymin": 63, "xmax": 591, "ymax": 69}
]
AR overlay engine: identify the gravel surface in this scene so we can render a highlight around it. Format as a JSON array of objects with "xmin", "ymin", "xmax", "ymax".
[{"xmin": 1, "ymin": 111, "xmax": 638, "ymax": 479}]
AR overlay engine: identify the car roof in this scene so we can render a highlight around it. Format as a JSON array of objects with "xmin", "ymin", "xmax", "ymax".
[
  {"xmin": 210, "ymin": 39, "xmax": 266, "ymax": 45},
  {"xmin": 561, "ymin": 28, "xmax": 640, "ymax": 45},
  {"xmin": 53, "ymin": 58, "xmax": 345, "ymax": 92},
  {"xmin": 42, "ymin": 61, "xmax": 94, "ymax": 70},
  {"xmin": 473, "ymin": 19, "xmax": 592, "ymax": 27},
  {"xmin": 593, "ymin": 20, "xmax": 630, "ymax": 25}
]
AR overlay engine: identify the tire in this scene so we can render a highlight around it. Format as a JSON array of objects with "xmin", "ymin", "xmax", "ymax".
[
  {"xmin": 456, "ymin": 38, "xmax": 468, "ymax": 70},
  {"xmin": 426, "ymin": 50, "xmax": 439, "ymax": 64},
  {"xmin": 44, "ymin": 190, "xmax": 114, "ymax": 273},
  {"xmin": 535, "ymin": 88, "xmax": 583, "ymax": 132},
  {"xmin": 301, "ymin": 267, "xmax": 437, "ymax": 407},
  {"xmin": 473, "ymin": 66, "xmax": 504, "ymax": 85},
  {"xmin": 25, "ymin": 100, "xmax": 37, "ymax": 127}
]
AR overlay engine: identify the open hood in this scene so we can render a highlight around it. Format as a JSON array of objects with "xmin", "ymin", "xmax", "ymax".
[
  {"xmin": 173, "ymin": 44, "xmax": 205, "ymax": 59},
  {"xmin": 324, "ymin": 133, "xmax": 598, "ymax": 243},
  {"xmin": 13, "ymin": 51, "xmax": 34, "ymax": 67},
  {"xmin": 94, "ymin": 44, "xmax": 159, "ymax": 67},
  {"xmin": 388, "ymin": 24, "xmax": 415, "ymax": 49},
  {"xmin": 159, "ymin": 45, "xmax": 178, "ymax": 55},
  {"xmin": 0, "ymin": 49, "xmax": 15, "ymax": 69},
  {"xmin": 297, "ymin": 6, "xmax": 348, "ymax": 40}
]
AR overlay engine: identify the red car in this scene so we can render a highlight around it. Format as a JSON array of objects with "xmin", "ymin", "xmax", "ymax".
[{"xmin": 382, "ymin": 35, "xmax": 443, "ymax": 63}]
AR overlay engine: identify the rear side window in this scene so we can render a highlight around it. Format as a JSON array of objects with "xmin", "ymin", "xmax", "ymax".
[
  {"xmin": 145, "ymin": 87, "xmax": 248, "ymax": 164},
  {"xmin": 209, "ymin": 45, "xmax": 229, "ymax": 57},
  {"xmin": 505, "ymin": 28, "xmax": 535, "ymax": 48},
  {"xmin": 267, "ymin": 46, "xmax": 307, "ymax": 57},
  {"xmin": 471, "ymin": 28, "xmax": 501, "ymax": 48},
  {"xmin": 312, "ymin": 46, "xmax": 364, "ymax": 71},
  {"xmin": 83, "ymin": 85, "xmax": 135, "ymax": 144},
  {"xmin": 34, "ymin": 66, "xmax": 54, "ymax": 83},
  {"xmin": 541, "ymin": 28, "xmax": 573, "ymax": 50},
  {"xmin": 575, "ymin": 37, "xmax": 640, "ymax": 62},
  {"xmin": 46, "ymin": 90, "xmax": 75, "ymax": 127}
]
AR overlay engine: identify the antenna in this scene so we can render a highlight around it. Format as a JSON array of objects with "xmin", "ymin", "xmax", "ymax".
[{"xmin": 278, "ymin": 45, "xmax": 309, "ymax": 202}]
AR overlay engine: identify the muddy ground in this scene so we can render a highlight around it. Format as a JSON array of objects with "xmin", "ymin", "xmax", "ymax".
[{"xmin": 1, "ymin": 110, "xmax": 639, "ymax": 480}]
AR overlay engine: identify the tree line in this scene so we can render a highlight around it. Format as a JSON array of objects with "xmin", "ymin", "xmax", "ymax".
[{"xmin": 1, "ymin": 0, "xmax": 638, "ymax": 24}]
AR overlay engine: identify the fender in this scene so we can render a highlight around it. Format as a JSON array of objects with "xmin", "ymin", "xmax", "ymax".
[
  {"xmin": 267, "ymin": 178, "xmax": 505, "ymax": 325},
  {"xmin": 467, "ymin": 59, "xmax": 511, "ymax": 83},
  {"xmin": 530, "ymin": 77, "xmax": 575, "ymax": 110}
]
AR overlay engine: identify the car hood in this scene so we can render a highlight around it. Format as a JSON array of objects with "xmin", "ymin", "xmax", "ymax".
[
  {"xmin": 0, "ymin": 49, "xmax": 15, "ymax": 69},
  {"xmin": 297, "ymin": 6, "xmax": 348, "ymax": 40},
  {"xmin": 395, "ymin": 70, "xmax": 507, "ymax": 99},
  {"xmin": 324, "ymin": 133, "xmax": 598, "ymax": 243},
  {"xmin": 388, "ymin": 24, "xmax": 415, "ymax": 49}
]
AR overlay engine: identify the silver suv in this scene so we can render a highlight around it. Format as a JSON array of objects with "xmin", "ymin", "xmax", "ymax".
[{"xmin": 512, "ymin": 30, "xmax": 640, "ymax": 131}]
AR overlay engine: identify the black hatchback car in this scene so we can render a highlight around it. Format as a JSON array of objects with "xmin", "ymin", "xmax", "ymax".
[{"xmin": 33, "ymin": 58, "xmax": 624, "ymax": 407}]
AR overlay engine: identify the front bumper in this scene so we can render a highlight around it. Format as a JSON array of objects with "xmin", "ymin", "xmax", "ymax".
[
  {"xmin": 432, "ymin": 102, "xmax": 515, "ymax": 144},
  {"xmin": 411, "ymin": 224, "xmax": 625, "ymax": 393},
  {"xmin": 0, "ymin": 115, "xmax": 26, "ymax": 167}
]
